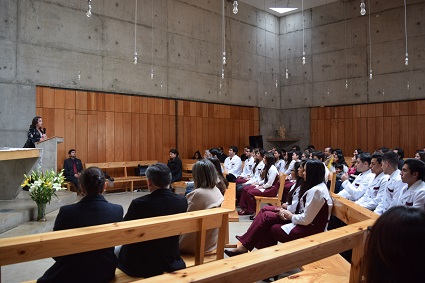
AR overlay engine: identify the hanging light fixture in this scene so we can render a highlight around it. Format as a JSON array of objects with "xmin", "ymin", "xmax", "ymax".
[
  {"xmin": 360, "ymin": 0, "xmax": 366, "ymax": 16},
  {"xmin": 222, "ymin": 0, "xmax": 226, "ymax": 79},
  {"xmin": 302, "ymin": 0, "xmax": 306, "ymax": 65},
  {"xmin": 344, "ymin": 0, "xmax": 348, "ymax": 88},
  {"xmin": 86, "ymin": 0, "xmax": 92, "ymax": 17},
  {"xmin": 233, "ymin": 1, "xmax": 238, "ymax": 14},
  {"xmin": 403, "ymin": 0, "xmax": 408, "ymax": 66},
  {"xmin": 133, "ymin": 0, "xmax": 138, "ymax": 64},
  {"xmin": 150, "ymin": 0, "xmax": 154, "ymax": 79},
  {"xmin": 368, "ymin": 0, "xmax": 372, "ymax": 79}
]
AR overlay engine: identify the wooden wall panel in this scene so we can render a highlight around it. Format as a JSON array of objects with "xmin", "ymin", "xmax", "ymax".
[
  {"xmin": 311, "ymin": 100, "xmax": 425, "ymax": 158},
  {"xmin": 37, "ymin": 87, "xmax": 259, "ymax": 170}
]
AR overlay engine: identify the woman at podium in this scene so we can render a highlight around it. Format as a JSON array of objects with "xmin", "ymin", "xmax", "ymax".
[{"xmin": 23, "ymin": 116, "xmax": 47, "ymax": 148}]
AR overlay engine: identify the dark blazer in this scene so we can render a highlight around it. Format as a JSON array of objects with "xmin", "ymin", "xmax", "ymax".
[
  {"xmin": 37, "ymin": 195, "xmax": 124, "ymax": 283},
  {"xmin": 63, "ymin": 158, "xmax": 84, "ymax": 177},
  {"xmin": 23, "ymin": 127, "xmax": 42, "ymax": 148},
  {"xmin": 167, "ymin": 157, "xmax": 182, "ymax": 183},
  {"xmin": 118, "ymin": 188, "xmax": 188, "ymax": 278}
]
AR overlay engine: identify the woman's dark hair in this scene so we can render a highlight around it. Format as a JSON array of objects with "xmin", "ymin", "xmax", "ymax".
[
  {"xmin": 416, "ymin": 150, "xmax": 425, "ymax": 162},
  {"xmin": 287, "ymin": 161, "xmax": 305, "ymax": 205},
  {"xmin": 207, "ymin": 157, "xmax": 228, "ymax": 195},
  {"xmin": 192, "ymin": 150, "xmax": 202, "ymax": 159},
  {"xmin": 332, "ymin": 153, "xmax": 347, "ymax": 166},
  {"xmin": 169, "ymin": 148, "xmax": 179, "ymax": 157},
  {"xmin": 30, "ymin": 116, "xmax": 41, "ymax": 129},
  {"xmin": 260, "ymin": 153, "xmax": 276, "ymax": 183},
  {"xmin": 80, "ymin": 167, "xmax": 105, "ymax": 195},
  {"xmin": 192, "ymin": 159, "xmax": 217, "ymax": 189},
  {"xmin": 293, "ymin": 150, "xmax": 302, "ymax": 160},
  {"xmin": 274, "ymin": 150, "xmax": 283, "ymax": 161},
  {"xmin": 284, "ymin": 150, "xmax": 294, "ymax": 170},
  {"xmin": 253, "ymin": 149, "xmax": 267, "ymax": 173},
  {"xmin": 298, "ymin": 160, "xmax": 325, "ymax": 202},
  {"xmin": 363, "ymin": 206, "xmax": 425, "ymax": 283}
]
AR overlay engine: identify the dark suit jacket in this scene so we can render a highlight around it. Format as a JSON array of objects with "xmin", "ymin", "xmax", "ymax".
[
  {"xmin": 37, "ymin": 195, "xmax": 123, "ymax": 283},
  {"xmin": 117, "ymin": 188, "xmax": 188, "ymax": 278},
  {"xmin": 63, "ymin": 157, "xmax": 83, "ymax": 177}
]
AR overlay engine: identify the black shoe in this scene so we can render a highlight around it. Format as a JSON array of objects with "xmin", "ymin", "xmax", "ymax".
[
  {"xmin": 224, "ymin": 249, "xmax": 247, "ymax": 257},
  {"xmin": 249, "ymin": 214, "xmax": 255, "ymax": 220}
]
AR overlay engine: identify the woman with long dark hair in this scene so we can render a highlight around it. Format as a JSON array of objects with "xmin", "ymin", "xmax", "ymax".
[
  {"xmin": 24, "ymin": 116, "xmax": 47, "ymax": 148},
  {"xmin": 363, "ymin": 206, "xmax": 425, "ymax": 283},
  {"xmin": 238, "ymin": 153, "xmax": 279, "ymax": 216},
  {"xmin": 225, "ymin": 160, "xmax": 332, "ymax": 256}
]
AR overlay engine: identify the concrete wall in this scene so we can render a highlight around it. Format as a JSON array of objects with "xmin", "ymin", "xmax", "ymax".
[{"xmin": 1, "ymin": 0, "xmax": 424, "ymax": 149}]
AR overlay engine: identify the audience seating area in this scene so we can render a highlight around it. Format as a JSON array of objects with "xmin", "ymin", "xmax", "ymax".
[
  {"xmin": 0, "ymin": 208, "xmax": 232, "ymax": 283},
  {"xmin": 84, "ymin": 161, "xmax": 157, "ymax": 192}
]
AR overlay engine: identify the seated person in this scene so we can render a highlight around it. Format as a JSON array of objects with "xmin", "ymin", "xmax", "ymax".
[
  {"xmin": 225, "ymin": 160, "xmax": 332, "ymax": 256},
  {"xmin": 238, "ymin": 153, "xmax": 280, "ymax": 216},
  {"xmin": 63, "ymin": 149, "xmax": 84, "ymax": 195},
  {"xmin": 224, "ymin": 146, "xmax": 242, "ymax": 182},
  {"xmin": 179, "ymin": 159, "xmax": 224, "ymax": 254},
  {"xmin": 364, "ymin": 206, "xmax": 425, "ymax": 283},
  {"xmin": 167, "ymin": 148, "xmax": 182, "ymax": 183},
  {"xmin": 117, "ymin": 163, "xmax": 187, "ymax": 278},
  {"xmin": 38, "ymin": 167, "xmax": 124, "ymax": 283},
  {"xmin": 192, "ymin": 150, "xmax": 202, "ymax": 160}
]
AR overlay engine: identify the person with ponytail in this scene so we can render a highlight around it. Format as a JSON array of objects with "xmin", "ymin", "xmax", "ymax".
[{"xmin": 38, "ymin": 167, "xmax": 124, "ymax": 283}]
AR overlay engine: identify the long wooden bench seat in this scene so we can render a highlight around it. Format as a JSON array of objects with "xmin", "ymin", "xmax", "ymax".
[
  {"xmin": 0, "ymin": 208, "xmax": 232, "ymax": 283},
  {"xmin": 85, "ymin": 161, "xmax": 158, "ymax": 192},
  {"xmin": 134, "ymin": 193, "xmax": 378, "ymax": 283}
]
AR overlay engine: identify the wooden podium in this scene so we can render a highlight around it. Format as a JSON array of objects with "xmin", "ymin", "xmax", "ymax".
[
  {"xmin": 0, "ymin": 148, "xmax": 41, "ymax": 200},
  {"xmin": 36, "ymin": 136, "xmax": 64, "ymax": 173}
]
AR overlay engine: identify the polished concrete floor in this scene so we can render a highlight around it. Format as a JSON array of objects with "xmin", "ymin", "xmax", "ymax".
[{"xmin": 0, "ymin": 191, "xmax": 298, "ymax": 282}]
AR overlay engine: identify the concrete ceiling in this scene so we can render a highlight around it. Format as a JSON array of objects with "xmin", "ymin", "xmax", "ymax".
[{"xmin": 238, "ymin": 0, "xmax": 340, "ymax": 16}]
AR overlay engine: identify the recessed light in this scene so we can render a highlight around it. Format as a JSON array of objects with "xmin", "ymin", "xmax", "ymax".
[{"xmin": 269, "ymin": 8, "xmax": 298, "ymax": 14}]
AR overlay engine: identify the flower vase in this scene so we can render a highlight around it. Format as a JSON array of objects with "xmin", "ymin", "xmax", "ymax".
[{"xmin": 37, "ymin": 202, "xmax": 47, "ymax": 221}]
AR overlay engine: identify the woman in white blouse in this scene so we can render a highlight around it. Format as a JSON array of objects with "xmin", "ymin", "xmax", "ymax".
[
  {"xmin": 274, "ymin": 150, "xmax": 286, "ymax": 173},
  {"xmin": 225, "ymin": 160, "xmax": 333, "ymax": 257},
  {"xmin": 238, "ymin": 153, "xmax": 280, "ymax": 216}
]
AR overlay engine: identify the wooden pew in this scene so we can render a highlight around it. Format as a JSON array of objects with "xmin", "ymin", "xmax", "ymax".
[
  {"xmin": 0, "ymin": 208, "xmax": 232, "ymax": 283},
  {"xmin": 180, "ymin": 159, "xmax": 196, "ymax": 181},
  {"xmin": 85, "ymin": 161, "xmax": 157, "ymax": 192},
  {"xmin": 135, "ymin": 193, "xmax": 378, "ymax": 283}
]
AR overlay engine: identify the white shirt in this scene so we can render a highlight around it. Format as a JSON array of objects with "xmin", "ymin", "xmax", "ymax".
[
  {"xmin": 355, "ymin": 172, "xmax": 388, "ymax": 211},
  {"xmin": 275, "ymin": 159, "xmax": 286, "ymax": 173},
  {"xmin": 245, "ymin": 161, "xmax": 265, "ymax": 185},
  {"xmin": 338, "ymin": 169, "xmax": 375, "ymax": 201},
  {"xmin": 281, "ymin": 183, "xmax": 333, "ymax": 234},
  {"xmin": 284, "ymin": 160, "xmax": 297, "ymax": 175},
  {"xmin": 393, "ymin": 180, "xmax": 425, "ymax": 209},
  {"xmin": 240, "ymin": 156, "xmax": 255, "ymax": 178},
  {"xmin": 258, "ymin": 165, "xmax": 279, "ymax": 191},
  {"xmin": 224, "ymin": 155, "xmax": 242, "ymax": 177},
  {"xmin": 374, "ymin": 169, "xmax": 404, "ymax": 215}
]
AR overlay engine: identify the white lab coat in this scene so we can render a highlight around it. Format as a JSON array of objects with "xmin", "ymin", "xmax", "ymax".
[
  {"xmin": 338, "ymin": 169, "xmax": 375, "ymax": 201},
  {"xmin": 355, "ymin": 172, "xmax": 388, "ymax": 211}
]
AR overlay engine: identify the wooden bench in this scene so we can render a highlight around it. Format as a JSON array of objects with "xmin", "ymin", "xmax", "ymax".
[
  {"xmin": 135, "ymin": 193, "xmax": 378, "ymax": 283},
  {"xmin": 180, "ymin": 159, "xmax": 196, "ymax": 181},
  {"xmin": 85, "ymin": 161, "xmax": 158, "ymax": 192},
  {"xmin": 0, "ymin": 208, "xmax": 232, "ymax": 283}
]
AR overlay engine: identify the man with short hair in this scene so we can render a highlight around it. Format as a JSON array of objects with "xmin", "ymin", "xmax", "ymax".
[
  {"xmin": 218, "ymin": 146, "xmax": 227, "ymax": 163},
  {"xmin": 63, "ymin": 149, "xmax": 84, "ymax": 195},
  {"xmin": 355, "ymin": 153, "xmax": 388, "ymax": 211},
  {"xmin": 374, "ymin": 151, "xmax": 405, "ymax": 215},
  {"xmin": 392, "ymin": 159, "xmax": 425, "ymax": 209},
  {"xmin": 393, "ymin": 147, "xmax": 405, "ymax": 170},
  {"xmin": 118, "ymin": 163, "xmax": 187, "ymax": 278},
  {"xmin": 338, "ymin": 153, "xmax": 375, "ymax": 201},
  {"xmin": 224, "ymin": 146, "xmax": 242, "ymax": 182}
]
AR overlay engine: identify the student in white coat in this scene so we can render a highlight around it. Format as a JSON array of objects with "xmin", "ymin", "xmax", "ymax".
[
  {"xmin": 338, "ymin": 153, "xmax": 375, "ymax": 201},
  {"xmin": 374, "ymin": 151, "xmax": 405, "ymax": 215},
  {"xmin": 224, "ymin": 146, "xmax": 242, "ymax": 182},
  {"xmin": 391, "ymin": 158, "xmax": 425, "ymax": 208},
  {"xmin": 355, "ymin": 153, "xmax": 388, "ymax": 211}
]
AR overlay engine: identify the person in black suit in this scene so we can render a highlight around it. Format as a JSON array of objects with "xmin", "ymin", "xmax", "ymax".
[
  {"xmin": 117, "ymin": 163, "xmax": 188, "ymax": 278},
  {"xmin": 167, "ymin": 148, "xmax": 182, "ymax": 183},
  {"xmin": 63, "ymin": 149, "xmax": 84, "ymax": 195},
  {"xmin": 38, "ymin": 167, "xmax": 124, "ymax": 283}
]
